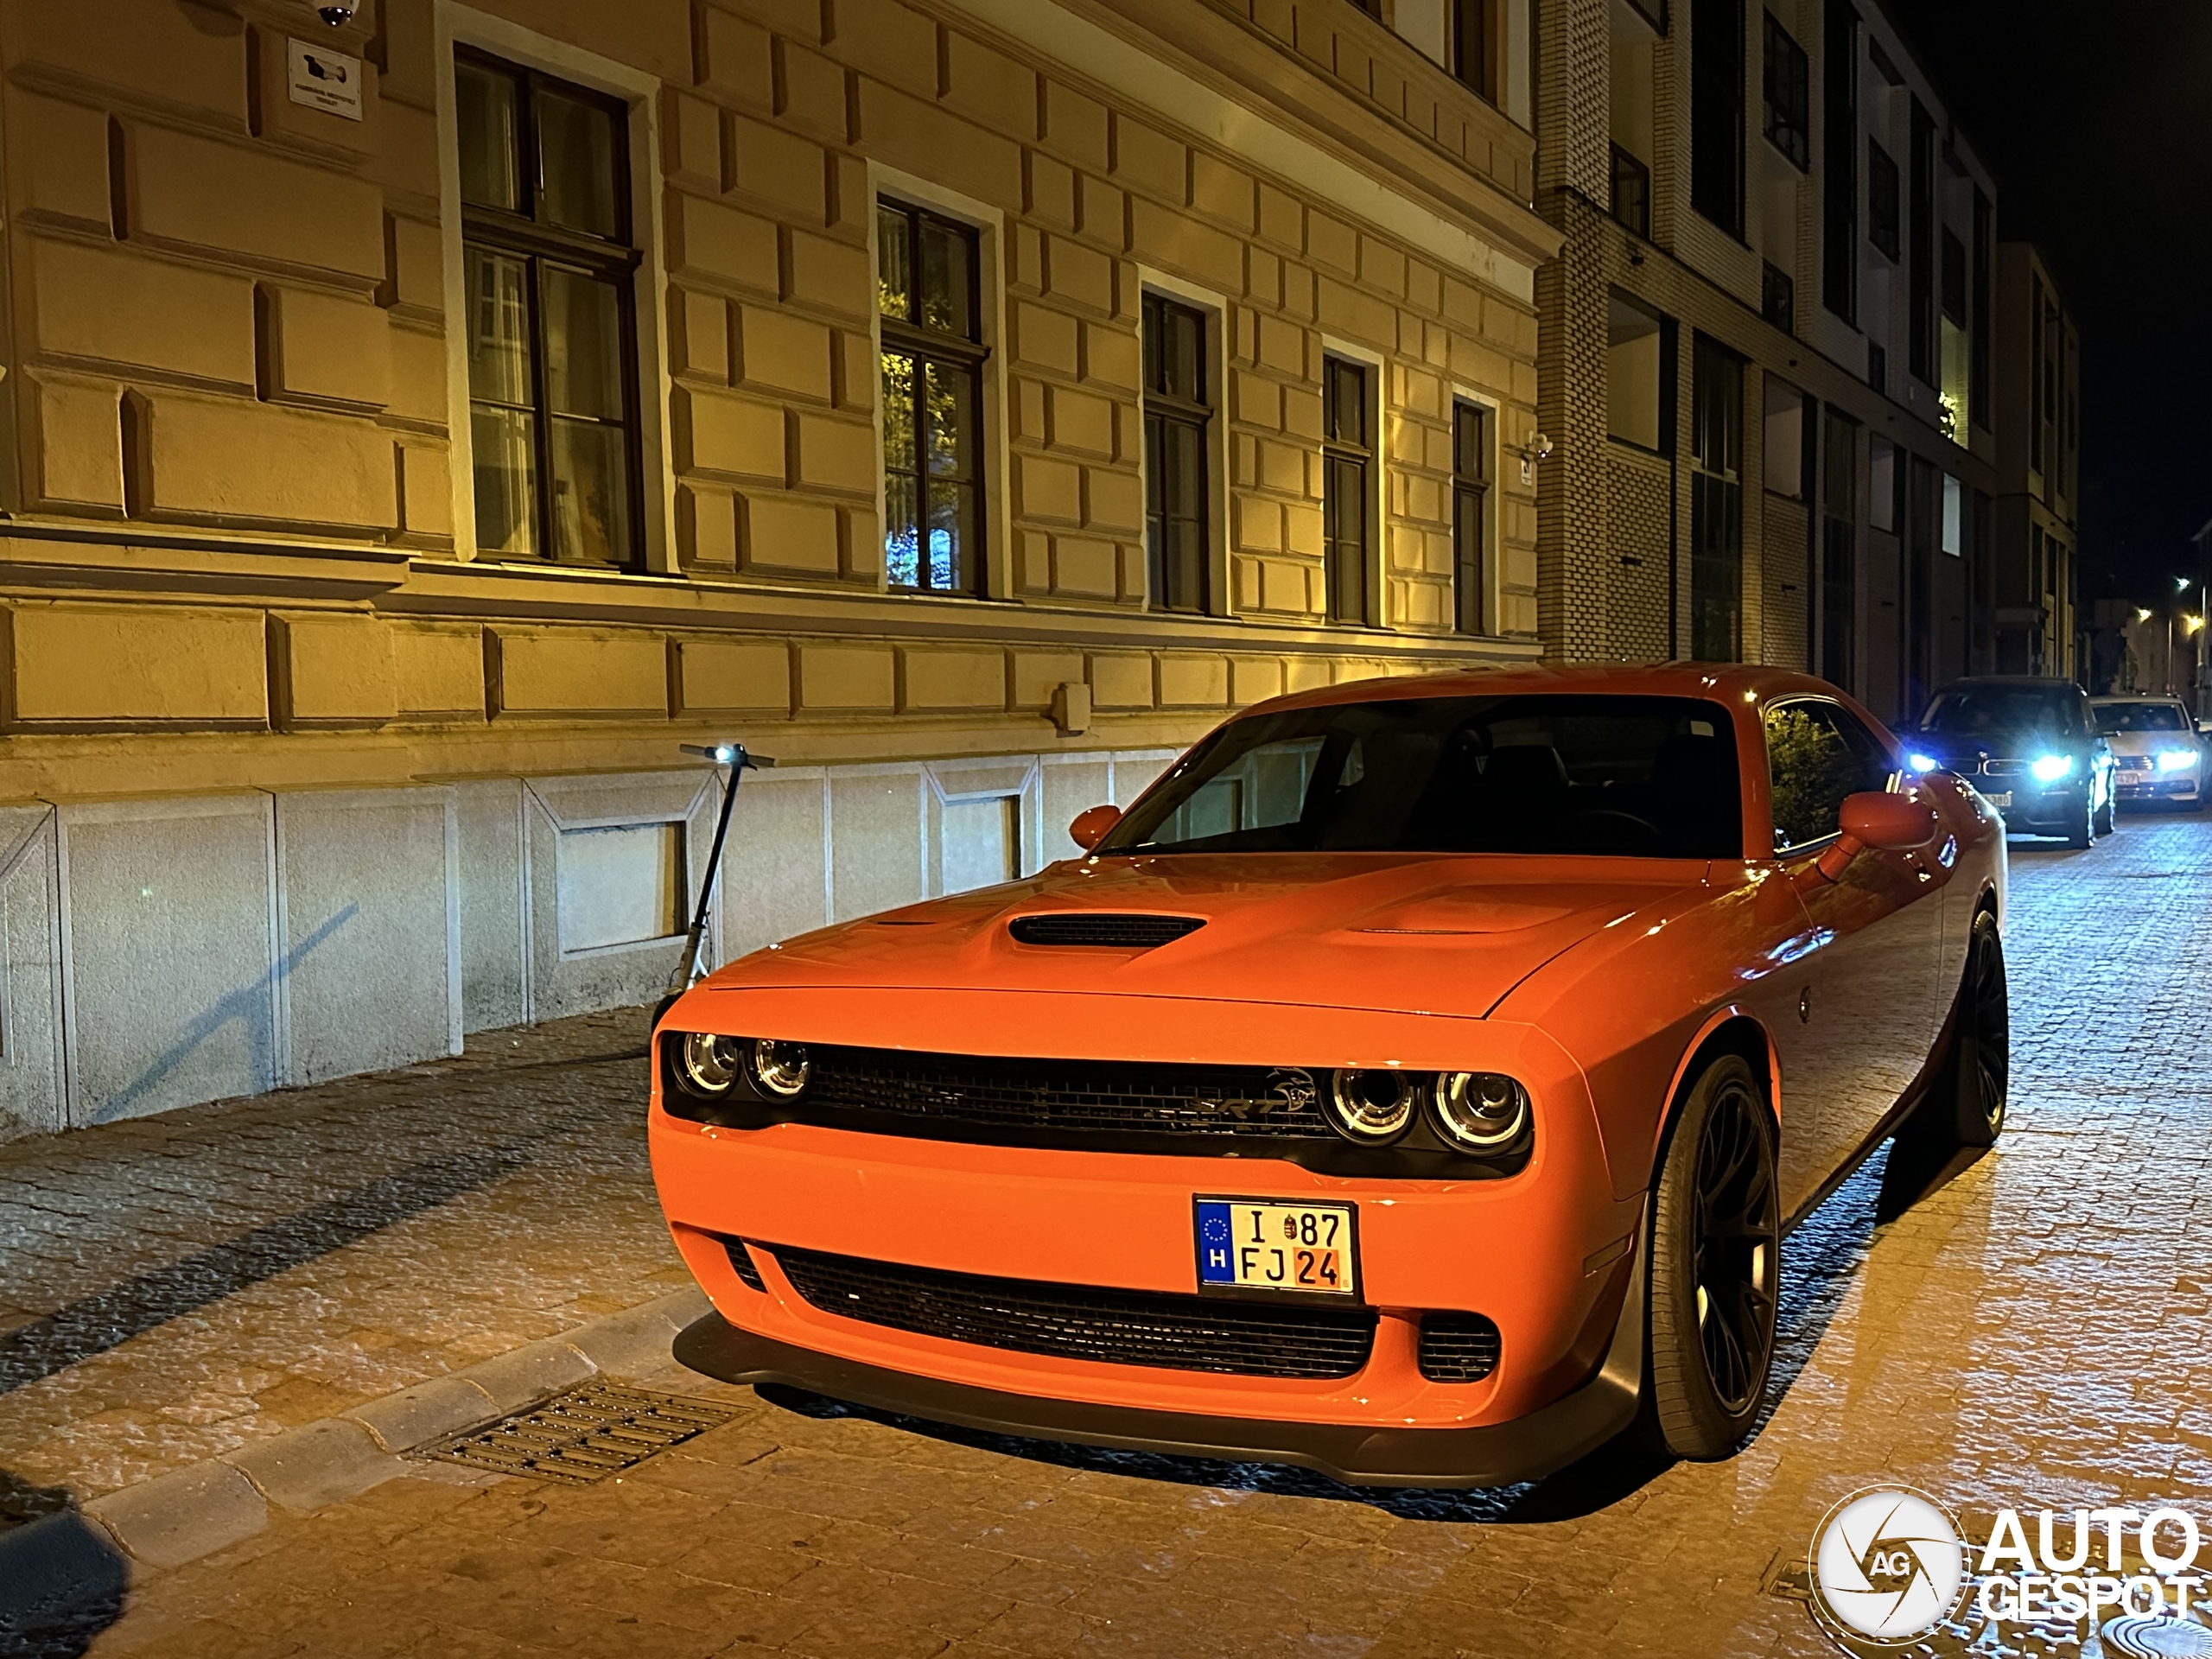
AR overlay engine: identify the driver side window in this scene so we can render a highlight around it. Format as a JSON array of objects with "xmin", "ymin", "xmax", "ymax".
[{"xmin": 1764, "ymin": 701, "xmax": 1895, "ymax": 854}]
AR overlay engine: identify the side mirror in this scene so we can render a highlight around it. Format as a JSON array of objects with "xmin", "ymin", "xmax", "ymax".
[
  {"xmin": 1804, "ymin": 791, "xmax": 1939, "ymax": 887},
  {"xmin": 1069, "ymin": 804, "xmax": 1122, "ymax": 852},
  {"xmin": 1839, "ymin": 791, "xmax": 1940, "ymax": 850}
]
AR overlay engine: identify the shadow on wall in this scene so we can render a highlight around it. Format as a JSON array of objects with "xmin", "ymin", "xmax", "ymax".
[
  {"xmin": 0, "ymin": 1472, "xmax": 126, "ymax": 1658},
  {"xmin": 92, "ymin": 903, "xmax": 357, "ymax": 1126}
]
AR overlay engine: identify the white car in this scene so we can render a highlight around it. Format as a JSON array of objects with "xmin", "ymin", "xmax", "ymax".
[{"xmin": 2091, "ymin": 696, "xmax": 2206, "ymax": 810}]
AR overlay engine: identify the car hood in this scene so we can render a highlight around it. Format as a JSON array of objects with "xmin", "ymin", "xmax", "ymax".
[
  {"xmin": 707, "ymin": 853, "xmax": 1713, "ymax": 1022},
  {"xmin": 2103, "ymin": 730, "xmax": 2195, "ymax": 755}
]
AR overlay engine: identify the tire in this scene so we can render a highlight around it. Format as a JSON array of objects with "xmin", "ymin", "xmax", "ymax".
[
  {"xmin": 1926, "ymin": 910, "xmax": 2009, "ymax": 1148},
  {"xmin": 1643, "ymin": 1053, "xmax": 1779, "ymax": 1461},
  {"xmin": 2094, "ymin": 785, "xmax": 2115, "ymax": 838},
  {"xmin": 2065, "ymin": 795, "xmax": 2092, "ymax": 849}
]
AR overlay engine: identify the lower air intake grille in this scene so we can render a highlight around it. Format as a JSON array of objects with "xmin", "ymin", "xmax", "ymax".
[
  {"xmin": 771, "ymin": 1244, "xmax": 1376, "ymax": 1379},
  {"xmin": 721, "ymin": 1236, "xmax": 766, "ymax": 1292},
  {"xmin": 1007, "ymin": 912, "xmax": 1206, "ymax": 948},
  {"xmin": 1416, "ymin": 1313, "xmax": 1502, "ymax": 1382}
]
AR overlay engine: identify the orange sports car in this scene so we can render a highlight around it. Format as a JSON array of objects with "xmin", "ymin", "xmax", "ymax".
[{"xmin": 651, "ymin": 663, "xmax": 2006, "ymax": 1486}]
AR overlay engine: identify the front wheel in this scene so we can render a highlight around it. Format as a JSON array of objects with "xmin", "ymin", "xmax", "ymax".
[
  {"xmin": 1933, "ymin": 910, "xmax": 2008, "ymax": 1147},
  {"xmin": 1643, "ymin": 1054, "xmax": 1779, "ymax": 1461}
]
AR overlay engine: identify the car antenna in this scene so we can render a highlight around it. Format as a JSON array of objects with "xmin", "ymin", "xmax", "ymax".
[{"xmin": 668, "ymin": 741, "xmax": 775, "ymax": 997}]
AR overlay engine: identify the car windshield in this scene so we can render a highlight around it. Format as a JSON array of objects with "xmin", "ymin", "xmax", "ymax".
[
  {"xmin": 1099, "ymin": 694, "xmax": 1743, "ymax": 858},
  {"xmin": 2094, "ymin": 702, "xmax": 2189, "ymax": 734},
  {"xmin": 1920, "ymin": 687, "xmax": 2085, "ymax": 739}
]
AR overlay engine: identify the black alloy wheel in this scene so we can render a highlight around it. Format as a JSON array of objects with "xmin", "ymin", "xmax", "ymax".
[
  {"xmin": 1643, "ymin": 1054, "xmax": 1780, "ymax": 1459},
  {"xmin": 1947, "ymin": 911, "xmax": 2009, "ymax": 1147}
]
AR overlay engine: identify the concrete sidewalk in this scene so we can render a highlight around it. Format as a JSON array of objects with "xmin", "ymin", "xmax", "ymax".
[{"xmin": 0, "ymin": 1007, "xmax": 691, "ymax": 1525}]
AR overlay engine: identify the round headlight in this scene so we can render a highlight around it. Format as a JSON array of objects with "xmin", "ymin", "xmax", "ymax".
[
  {"xmin": 1326, "ymin": 1069, "xmax": 1418, "ymax": 1143},
  {"xmin": 748, "ymin": 1039, "xmax": 811, "ymax": 1100},
  {"xmin": 1432, "ymin": 1072, "xmax": 1529, "ymax": 1151},
  {"xmin": 677, "ymin": 1032, "xmax": 746, "ymax": 1095}
]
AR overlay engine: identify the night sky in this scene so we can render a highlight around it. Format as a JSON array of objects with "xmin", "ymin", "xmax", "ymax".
[{"xmin": 1891, "ymin": 0, "xmax": 2212, "ymax": 612}]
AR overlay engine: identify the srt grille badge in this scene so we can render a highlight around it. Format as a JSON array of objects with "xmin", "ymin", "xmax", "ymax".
[{"xmin": 1191, "ymin": 1067, "xmax": 1317, "ymax": 1120}]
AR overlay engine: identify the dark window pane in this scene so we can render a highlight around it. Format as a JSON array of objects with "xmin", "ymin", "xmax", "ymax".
[
  {"xmin": 1452, "ymin": 0, "xmax": 1492, "ymax": 97},
  {"xmin": 1761, "ymin": 11, "xmax": 1809, "ymax": 170},
  {"xmin": 1453, "ymin": 404, "xmax": 1486, "ymax": 480},
  {"xmin": 549, "ymin": 417, "xmax": 630, "ymax": 563},
  {"xmin": 923, "ymin": 360, "xmax": 975, "ymax": 479},
  {"xmin": 885, "ymin": 471, "xmax": 921, "ymax": 588},
  {"xmin": 877, "ymin": 206, "xmax": 912, "ymax": 321},
  {"xmin": 926, "ymin": 480, "xmax": 973, "ymax": 590},
  {"xmin": 537, "ymin": 90, "xmax": 620, "ymax": 238},
  {"xmin": 1690, "ymin": 0, "xmax": 1744, "ymax": 232},
  {"xmin": 455, "ymin": 60, "xmax": 521, "ymax": 212},
  {"xmin": 541, "ymin": 265, "xmax": 624, "ymax": 419},
  {"xmin": 1168, "ymin": 421, "xmax": 1204, "ymax": 516},
  {"xmin": 1611, "ymin": 143, "xmax": 1651, "ymax": 237},
  {"xmin": 1868, "ymin": 141, "xmax": 1900, "ymax": 260},
  {"xmin": 471, "ymin": 405, "xmax": 536, "ymax": 556},
  {"xmin": 919, "ymin": 217, "xmax": 974, "ymax": 339}
]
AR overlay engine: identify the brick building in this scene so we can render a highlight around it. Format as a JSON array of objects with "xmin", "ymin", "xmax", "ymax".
[
  {"xmin": 0, "ymin": 0, "xmax": 1556, "ymax": 1135},
  {"xmin": 1532, "ymin": 0, "xmax": 2015, "ymax": 728}
]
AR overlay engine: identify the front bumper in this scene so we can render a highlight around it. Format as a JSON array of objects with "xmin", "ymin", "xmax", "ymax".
[
  {"xmin": 648, "ymin": 1005, "xmax": 1644, "ymax": 1484},
  {"xmin": 673, "ymin": 1284, "xmax": 1643, "ymax": 1489},
  {"xmin": 2116, "ymin": 770, "xmax": 2201, "ymax": 801}
]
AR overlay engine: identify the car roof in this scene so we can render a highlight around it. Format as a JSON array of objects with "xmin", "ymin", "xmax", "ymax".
[
  {"xmin": 1243, "ymin": 660, "xmax": 1842, "ymax": 716},
  {"xmin": 1929, "ymin": 677, "xmax": 2083, "ymax": 691},
  {"xmin": 2089, "ymin": 692, "xmax": 2187, "ymax": 702}
]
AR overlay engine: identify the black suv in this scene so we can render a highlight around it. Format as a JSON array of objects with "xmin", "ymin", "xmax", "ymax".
[{"xmin": 1908, "ymin": 676, "xmax": 2117, "ymax": 849}]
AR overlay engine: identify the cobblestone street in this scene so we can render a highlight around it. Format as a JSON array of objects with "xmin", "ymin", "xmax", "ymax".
[{"xmin": 7, "ymin": 816, "xmax": 2212, "ymax": 1658}]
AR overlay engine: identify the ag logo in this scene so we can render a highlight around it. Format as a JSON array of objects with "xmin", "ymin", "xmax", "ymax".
[{"xmin": 1808, "ymin": 1488, "xmax": 1967, "ymax": 1645}]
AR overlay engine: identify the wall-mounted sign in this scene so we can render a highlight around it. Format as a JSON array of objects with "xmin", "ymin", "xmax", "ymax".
[{"xmin": 287, "ymin": 38, "xmax": 363, "ymax": 121}]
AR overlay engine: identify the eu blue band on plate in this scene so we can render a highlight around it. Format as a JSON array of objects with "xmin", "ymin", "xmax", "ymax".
[{"xmin": 1195, "ymin": 1200, "xmax": 1236, "ymax": 1285}]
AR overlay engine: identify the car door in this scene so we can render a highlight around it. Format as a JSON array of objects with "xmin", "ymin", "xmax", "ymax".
[{"xmin": 1762, "ymin": 698, "xmax": 1948, "ymax": 1180}]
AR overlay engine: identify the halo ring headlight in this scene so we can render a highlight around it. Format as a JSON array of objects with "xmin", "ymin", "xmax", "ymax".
[
  {"xmin": 1431, "ymin": 1071, "xmax": 1530, "ymax": 1151},
  {"xmin": 1326, "ymin": 1069, "xmax": 1419, "ymax": 1143},
  {"xmin": 747, "ymin": 1039, "xmax": 811, "ymax": 1100},
  {"xmin": 677, "ymin": 1032, "xmax": 746, "ymax": 1096}
]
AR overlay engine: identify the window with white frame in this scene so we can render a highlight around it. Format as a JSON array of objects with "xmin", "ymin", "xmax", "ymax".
[
  {"xmin": 1322, "ymin": 355, "xmax": 1373, "ymax": 626},
  {"xmin": 1141, "ymin": 292, "xmax": 1212, "ymax": 614}
]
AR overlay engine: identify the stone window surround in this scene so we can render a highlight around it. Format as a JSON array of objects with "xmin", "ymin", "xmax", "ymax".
[
  {"xmin": 1133, "ymin": 266, "xmax": 1234, "ymax": 622},
  {"xmin": 433, "ymin": 2, "xmax": 678, "ymax": 575}
]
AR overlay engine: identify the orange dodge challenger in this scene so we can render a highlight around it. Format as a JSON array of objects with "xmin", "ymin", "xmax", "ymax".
[{"xmin": 651, "ymin": 663, "xmax": 2006, "ymax": 1486}]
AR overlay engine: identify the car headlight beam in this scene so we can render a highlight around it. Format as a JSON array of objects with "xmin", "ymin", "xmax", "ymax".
[
  {"xmin": 1325, "ymin": 1069, "xmax": 1418, "ymax": 1143},
  {"xmin": 2156, "ymin": 748, "xmax": 2198, "ymax": 772},
  {"xmin": 2029, "ymin": 753, "xmax": 2074, "ymax": 783},
  {"xmin": 1431, "ymin": 1072, "xmax": 1531, "ymax": 1151},
  {"xmin": 1905, "ymin": 752, "xmax": 1940, "ymax": 773}
]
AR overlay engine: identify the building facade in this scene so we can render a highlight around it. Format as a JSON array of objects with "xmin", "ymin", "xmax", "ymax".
[
  {"xmin": 1988, "ymin": 240, "xmax": 2080, "ymax": 678},
  {"xmin": 1532, "ymin": 0, "xmax": 2009, "ymax": 729},
  {"xmin": 0, "ymin": 0, "xmax": 1556, "ymax": 1136}
]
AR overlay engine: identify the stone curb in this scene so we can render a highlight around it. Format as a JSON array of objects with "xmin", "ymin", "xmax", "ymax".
[{"xmin": 69, "ymin": 1287, "xmax": 710, "ymax": 1575}]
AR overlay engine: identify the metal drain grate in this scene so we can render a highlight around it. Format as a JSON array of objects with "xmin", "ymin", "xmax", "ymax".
[{"xmin": 418, "ymin": 1381, "xmax": 737, "ymax": 1484}]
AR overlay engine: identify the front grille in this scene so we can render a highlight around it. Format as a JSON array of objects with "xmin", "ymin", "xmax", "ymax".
[
  {"xmin": 1008, "ymin": 912, "xmax": 1207, "ymax": 948},
  {"xmin": 721, "ymin": 1236, "xmax": 766, "ymax": 1292},
  {"xmin": 1416, "ymin": 1313, "xmax": 1502, "ymax": 1382},
  {"xmin": 1980, "ymin": 758, "xmax": 2024, "ymax": 777},
  {"xmin": 2119, "ymin": 755, "xmax": 2152, "ymax": 771},
  {"xmin": 801, "ymin": 1046, "xmax": 1339, "ymax": 1141},
  {"xmin": 770, "ymin": 1244, "xmax": 1378, "ymax": 1379}
]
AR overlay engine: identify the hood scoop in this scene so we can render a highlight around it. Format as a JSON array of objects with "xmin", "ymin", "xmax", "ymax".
[{"xmin": 1007, "ymin": 913, "xmax": 1207, "ymax": 949}]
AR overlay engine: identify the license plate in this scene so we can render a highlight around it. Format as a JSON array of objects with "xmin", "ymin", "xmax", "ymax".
[
  {"xmin": 1194, "ymin": 1197, "xmax": 1357, "ymax": 1298},
  {"xmin": 1984, "ymin": 791, "xmax": 2012, "ymax": 809}
]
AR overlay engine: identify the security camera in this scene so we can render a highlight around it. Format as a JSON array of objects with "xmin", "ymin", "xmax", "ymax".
[
  {"xmin": 1529, "ymin": 432, "xmax": 1554, "ymax": 461},
  {"xmin": 314, "ymin": 0, "xmax": 359, "ymax": 24}
]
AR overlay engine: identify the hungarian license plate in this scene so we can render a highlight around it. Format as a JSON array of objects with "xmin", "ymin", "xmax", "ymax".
[
  {"xmin": 1984, "ymin": 791, "xmax": 2012, "ymax": 810},
  {"xmin": 1194, "ymin": 1197, "xmax": 1357, "ymax": 1298}
]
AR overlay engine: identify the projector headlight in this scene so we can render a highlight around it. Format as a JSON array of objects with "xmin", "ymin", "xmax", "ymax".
[
  {"xmin": 2157, "ymin": 748, "xmax": 2198, "ymax": 772},
  {"xmin": 675, "ymin": 1032, "xmax": 746, "ymax": 1096},
  {"xmin": 2029, "ymin": 753, "xmax": 2074, "ymax": 784},
  {"xmin": 1326, "ymin": 1069, "xmax": 1418, "ymax": 1144},
  {"xmin": 1905, "ymin": 753, "xmax": 1940, "ymax": 773},
  {"xmin": 1431, "ymin": 1072, "xmax": 1530, "ymax": 1152},
  {"xmin": 747, "ymin": 1039, "xmax": 811, "ymax": 1100}
]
